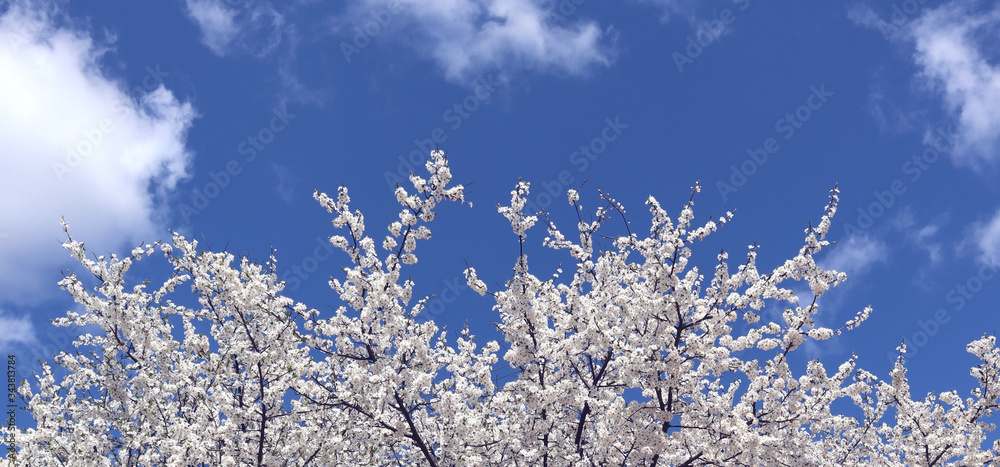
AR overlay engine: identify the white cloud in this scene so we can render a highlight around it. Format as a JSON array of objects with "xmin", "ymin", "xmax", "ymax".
[
  {"xmin": 864, "ymin": 68, "xmax": 927, "ymax": 134},
  {"xmin": 183, "ymin": 1, "xmax": 322, "ymax": 104},
  {"xmin": 890, "ymin": 207, "xmax": 946, "ymax": 265},
  {"xmin": 849, "ymin": 1, "xmax": 1000, "ymax": 168},
  {"xmin": 872, "ymin": 1, "xmax": 1000, "ymax": 169},
  {"xmin": 789, "ymin": 235, "xmax": 888, "ymax": 359},
  {"xmin": 970, "ymin": 207, "xmax": 1000, "ymax": 266},
  {"xmin": 820, "ymin": 235, "xmax": 888, "ymax": 275},
  {"xmin": 906, "ymin": 2, "xmax": 1000, "ymax": 168},
  {"xmin": 846, "ymin": 4, "xmax": 881, "ymax": 31},
  {"xmin": 0, "ymin": 2, "xmax": 196, "ymax": 304},
  {"xmin": 631, "ymin": 0, "xmax": 699, "ymax": 24},
  {"xmin": 184, "ymin": 0, "xmax": 286, "ymax": 58},
  {"xmin": 343, "ymin": 0, "xmax": 616, "ymax": 83},
  {"xmin": 185, "ymin": 0, "xmax": 239, "ymax": 55},
  {"xmin": 0, "ymin": 311, "xmax": 35, "ymax": 351},
  {"xmin": 912, "ymin": 224, "xmax": 944, "ymax": 263},
  {"xmin": 272, "ymin": 162, "xmax": 295, "ymax": 203}
]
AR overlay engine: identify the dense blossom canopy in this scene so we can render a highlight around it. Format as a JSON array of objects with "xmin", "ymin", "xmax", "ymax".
[{"xmin": 3, "ymin": 151, "xmax": 999, "ymax": 465}]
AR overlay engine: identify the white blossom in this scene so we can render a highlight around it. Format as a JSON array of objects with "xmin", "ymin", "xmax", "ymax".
[{"xmin": 5, "ymin": 153, "xmax": 999, "ymax": 466}]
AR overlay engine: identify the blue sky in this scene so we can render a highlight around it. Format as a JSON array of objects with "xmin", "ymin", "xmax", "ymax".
[{"xmin": 2, "ymin": 0, "xmax": 1000, "ymax": 430}]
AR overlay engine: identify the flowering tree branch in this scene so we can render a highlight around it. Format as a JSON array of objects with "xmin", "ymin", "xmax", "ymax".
[{"xmin": 3, "ymin": 150, "xmax": 998, "ymax": 465}]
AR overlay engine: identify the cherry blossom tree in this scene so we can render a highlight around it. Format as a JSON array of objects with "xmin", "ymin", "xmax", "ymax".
[{"xmin": 3, "ymin": 150, "xmax": 999, "ymax": 465}]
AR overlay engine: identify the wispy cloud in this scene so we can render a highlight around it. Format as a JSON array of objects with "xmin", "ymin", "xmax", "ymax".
[
  {"xmin": 969, "ymin": 207, "xmax": 1000, "ymax": 267},
  {"xmin": 908, "ymin": 1, "xmax": 1000, "ymax": 168},
  {"xmin": 0, "ymin": 310, "xmax": 35, "ymax": 352},
  {"xmin": 341, "ymin": 0, "xmax": 617, "ymax": 84},
  {"xmin": 183, "ymin": 0, "xmax": 323, "ymax": 104},
  {"xmin": 184, "ymin": 0, "xmax": 240, "ymax": 55},
  {"xmin": 821, "ymin": 234, "xmax": 888, "ymax": 275},
  {"xmin": 631, "ymin": 0, "xmax": 699, "ymax": 24},
  {"xmin": 890, "ymin": 207, "xmax": 946, "ymax": 265},
  {"xmin": 852, "ymin": 0, "xmax": 1000, "ymax": 169},
  {"xmin": 184, "ymin": 0, "xmax": 286, "ymax": 58},
  {"xmin": 789, "ymin": 235, "xmax": 888, "ymax": 359},
  {"xmin": 846, "ymin": 4, "xmax": 882, "ymax": 31},
  {"xmin": 272, "ymin": 162, "xmax": 296, "ymax": 203}
]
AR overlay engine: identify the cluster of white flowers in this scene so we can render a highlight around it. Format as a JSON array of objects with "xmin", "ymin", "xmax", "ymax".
[{"xmin": 3, "ymin": 151, "xmax": 999, "ymax": 465}]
